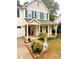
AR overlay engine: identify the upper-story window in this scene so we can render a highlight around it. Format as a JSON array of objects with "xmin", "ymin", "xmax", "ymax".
[
  {"xmin": 27, "ymin": 10, "xmax": 32, "ymax": 18},
  {"xmin": 44, "ymin": 13, "xmax": 46, "ymax": 20},
  {"xmin": 17, "ymin": 9, "xmax": 20, "ymax": 17},
  {"xmin": 36, "ymin": 12, "xmax": 40, "ymax": 19},
  {"xmin": 46, "ymin": 13, "xmax": 48, "ymax": 20},
  {"xmin": 25, "ymin": 9, "xmax": 48, "ymax": 20},
  {"xmin": 32, "ymin": 11, "xmax": 36, "ymax": 19},
  {"xmin": 40, "ymin": 13, "xmax": 44, "ymax": 19},
  {"xmin": 44, "ymin": 13, "xmax": 48, "ymax": 20}
]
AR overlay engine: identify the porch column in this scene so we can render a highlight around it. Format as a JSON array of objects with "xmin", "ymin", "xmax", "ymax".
[
  {"xmin": 27, "ymin": 24, "xmax": 28, "ymax": 39},
  {"xmin": 55, "ymin": 25, "xmax": 58, "ymax": 38},
  {"xmin": 39, "ymin": 25, "xmax": 40, "ymax": 34},
  {"xmin": 48, "ymin": 25, "xmax": 49, "ymax": 37}
]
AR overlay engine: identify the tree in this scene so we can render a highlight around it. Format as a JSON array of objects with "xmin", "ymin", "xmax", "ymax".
[
  {"xmin": 42, "ymin": 0, "xmax": 59, "ymax": 21},
  {"xmin": 38, "ymin": 33, "xmax": 47, "ymax": 42}
]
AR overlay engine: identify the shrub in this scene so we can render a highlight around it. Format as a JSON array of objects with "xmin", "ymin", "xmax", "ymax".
[
  {"xmin": 31, "ymin": 40, "xmax": 43, "ymax": 54},
  {"xmin": 38, "ymin": 33, "xmax": 47, "ymax": 41}
]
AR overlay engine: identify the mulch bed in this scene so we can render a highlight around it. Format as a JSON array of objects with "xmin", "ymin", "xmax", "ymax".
[{"xmin": 24, "ymin": 41, "xmax": 49, "ymax": 59}]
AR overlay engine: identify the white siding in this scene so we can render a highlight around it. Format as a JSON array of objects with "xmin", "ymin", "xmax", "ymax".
[
  {"xmin": 25, "ymin": 1, "xmax": 48, "ymax": 13},
  {"xmin": 17, "ymin": 9, "xmax": 27, "ymax": 26},
  {"xmin": 17, "ymin": 8, "xmax": 26, "ymax": 37},
  {"xmin": 17, "ymin": 26, "xmax": 25, "ymax": 37}
]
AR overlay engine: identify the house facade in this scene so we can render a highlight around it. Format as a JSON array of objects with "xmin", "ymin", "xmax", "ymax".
[{"xmin": 17, "ymin": 0, "xmax": 58, "ymax": 38}]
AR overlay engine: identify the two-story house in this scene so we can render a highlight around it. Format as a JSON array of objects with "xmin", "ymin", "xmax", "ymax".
[{"xmin": 17, "ymin": 0, "xmax": 58, "ymax": 38}]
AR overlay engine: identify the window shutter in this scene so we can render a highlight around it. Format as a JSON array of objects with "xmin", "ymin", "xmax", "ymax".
[
  {"xmin": 32, "ymin": 11, "xmax": 33, "ymax": 18},
  {"xmin": 35, "ymin": 11, "xmax": 37, "ymax": 18},
  {"xmin": 17, "ymin": 9, "xmax": 19, "ymax": 17},
  {"xmin": 42, "ymin": 13, "xmax": 44, "ymax": 19},
  {"xmin": 47, "ymin": 13, "xmax": 48, "ymax": 20},
  {"xmin": 25, "ymin": 9, "xmax": 27, "ymax": 17}
]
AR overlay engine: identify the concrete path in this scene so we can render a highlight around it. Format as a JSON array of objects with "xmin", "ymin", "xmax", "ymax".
[{"xmin": 17, "ymin": 38, "xmax": 33, "ymax": 59}]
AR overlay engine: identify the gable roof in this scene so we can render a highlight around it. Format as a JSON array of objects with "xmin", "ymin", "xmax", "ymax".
[
  {"xmin": 24, "ymin": 18, "xmax": 56, "ymax": 25},
  {"xmin": 28, "ymin": 18, "xmax": 41, "ymax": 24},
  {"xmin": 24, "ymin": 0, "xmax": 49, "ymax": 12}
]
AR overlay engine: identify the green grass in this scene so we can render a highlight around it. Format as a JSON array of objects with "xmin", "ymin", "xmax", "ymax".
[
  {"xmin": 36, "ymin": 39, "xmax": 61, "ymax": 59},
  {"xmin": 52, "ymin": 33, "xmax": 61, "ymax": 39}
]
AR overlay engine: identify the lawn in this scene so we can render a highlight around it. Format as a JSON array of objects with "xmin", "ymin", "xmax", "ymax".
[
  {"xmin": 36, "ymin": 39, "xmax": 61, "ymax": 59},
  {"xmin": 17, "ymin": 34, "xmax": 61, "ymax": 59}
]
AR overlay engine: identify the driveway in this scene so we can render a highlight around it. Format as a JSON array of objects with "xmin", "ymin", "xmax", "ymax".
[{"xmin": 17, "ymin": 37, "xmax": 33, "ymax": 59}]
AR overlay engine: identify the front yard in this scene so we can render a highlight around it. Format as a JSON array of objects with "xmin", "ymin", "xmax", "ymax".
[
  {"xmin": 17, "ymin": 33, "xmax": 61, "ymax": 59},
  {"xmin": 36, "ymin": 39, "xmax": 61, "ymax": 59}
]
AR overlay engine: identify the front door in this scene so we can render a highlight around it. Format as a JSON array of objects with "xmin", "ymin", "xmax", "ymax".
[
  {"xmin": 30, "ymin": 25, "xmax": 36, "ymax": 36},
  {"xmin": 25, "ymin": 25, "xmax": 37, "ymax": 36}
]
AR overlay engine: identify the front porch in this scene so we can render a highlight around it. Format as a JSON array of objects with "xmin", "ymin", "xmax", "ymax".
[{"xmin": 24, "ymin": 19, "xmax": 58, "ymax": 40}]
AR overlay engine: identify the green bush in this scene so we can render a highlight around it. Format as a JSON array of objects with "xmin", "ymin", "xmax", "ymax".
[
  {"xmin": 31, "ymin": 40, "xmax": 43, "ymax": 54},
  {"xmin": 38, "ymin": 33, "xmax": 47, "ymax": 41}
]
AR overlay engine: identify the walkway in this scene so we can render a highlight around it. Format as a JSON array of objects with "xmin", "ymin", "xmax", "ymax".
[{"xmin": 17, "ymin": 37, "xmax": 33, "ymax": 59}]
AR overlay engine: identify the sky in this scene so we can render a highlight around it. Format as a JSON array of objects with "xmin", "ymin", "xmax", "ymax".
[{"xmin": 20, "ymin": 0, "xmax": 60, "ymax": 5}]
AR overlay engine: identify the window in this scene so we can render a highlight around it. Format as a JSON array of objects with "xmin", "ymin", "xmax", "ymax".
[
  {"xmin": 27, "ymin": 10, "xmax": 32, "ymax": 18},
  {"xmin": 17, "ymin": 9, "xmax": 19, "ymax": 17},
  {"xmin": 40, "ymin": 26, "xmax": 42, "ymax": 32},
  {"xmin": 46, "ymin": 26, "xmax": 48, "ymax": 33},
  {"xmin": 40, "ymin": 13, "xmax": 44, "ymax": 19},
  {"xmin": 32, "ymin": 11, "xmax": 37, "ymax": 19},
  {"xmin": 44, "ymin": 13, "xmax": 47, "ymax": 20},
  {"xmin": 25, "ymin": 9, "xmax": 27, "ymax": 17},
  {"xmin": 17, "ymin": 26, "xmax": 21, "ymax": 28},
  {"xmin": 46, "ymin": 13, "xmax": 48, "ymax": 20},
  {"xmin": 37, "ymin": 12, "xmax": 40, "ymax": 19}
]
